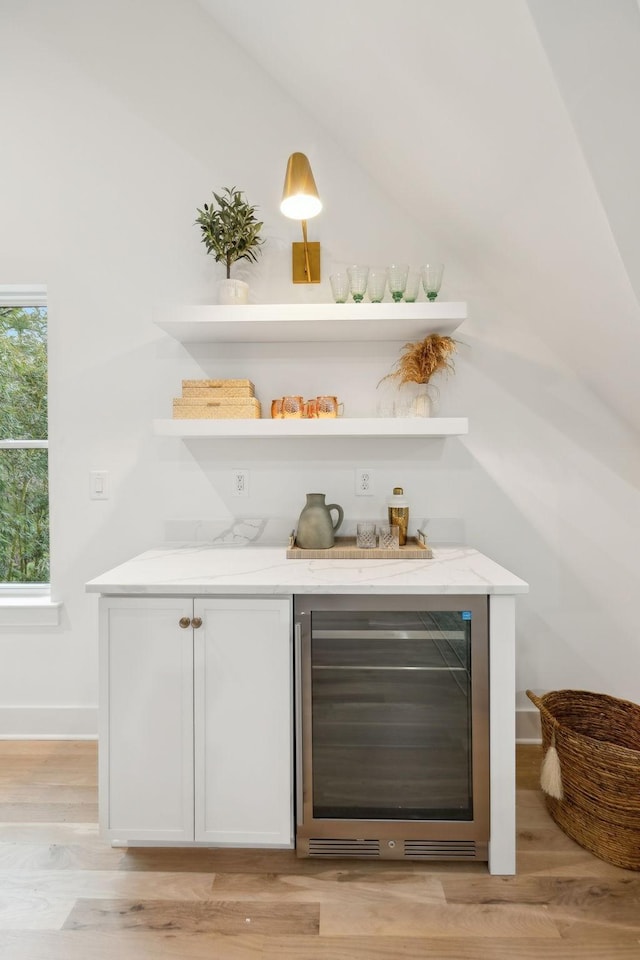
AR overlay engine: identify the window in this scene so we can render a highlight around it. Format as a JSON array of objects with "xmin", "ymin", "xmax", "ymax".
[{"xmin": 0, "ymin": 285, "xmax": 49, "ymax": 588}]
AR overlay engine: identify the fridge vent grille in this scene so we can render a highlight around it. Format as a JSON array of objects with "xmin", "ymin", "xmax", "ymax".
[
  {"xmin": 307, "ymin": 838, "xmax": 380, "ymax": 857},
  {"xmin": 306, "ymin": 838, "xmax": 478, "ymax": 860},
  {"xmin": 404, "ymin": 840, "xmax": 478, "ymax": 859}
]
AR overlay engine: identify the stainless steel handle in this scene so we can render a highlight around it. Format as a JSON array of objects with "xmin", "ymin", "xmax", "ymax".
[
  {"xmin": 191, "ymin": 617, "xmax": 202, "ymax": 629},
  {"xmin": 314, "ymin": 629, "xmax": 465, "ymax": 640},
  {"xmin": 294, "ymin": 621, "xmax": 303, "ymax": 828},
  {"xmin": 179, "ymin": 616, "xmax": 191, "ymax": 629},
  {"xmin": 312, "ymin": 664, "xmax": 468, "ymax": 672}
]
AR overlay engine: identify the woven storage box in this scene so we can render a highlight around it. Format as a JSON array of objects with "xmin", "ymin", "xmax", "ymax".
[
  {"xmin": 173, "ymin": 397, "xmax": 261, "ymax": 419},
  {"xmin": 527, "ymin": 688, "xmax": 640, "ymax": 869},
  {"xmin": 181, "ymin": 379, "xmax": 255, "ymax": 398}
]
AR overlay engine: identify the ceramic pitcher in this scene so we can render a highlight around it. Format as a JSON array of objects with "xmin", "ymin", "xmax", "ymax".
[{"xmin": 296, "ymin": 493, "xmax": 344, "ymax": 549}]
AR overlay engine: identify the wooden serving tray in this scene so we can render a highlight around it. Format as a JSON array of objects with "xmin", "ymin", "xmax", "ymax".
[{"xmin": 286, "ymin": 535, "xmax": 433, "ymax": 560}]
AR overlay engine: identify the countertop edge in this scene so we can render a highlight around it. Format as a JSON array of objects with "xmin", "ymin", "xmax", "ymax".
[{"xmin": 85, "ymin": 544, "xmax": 529, "ymax": 597}]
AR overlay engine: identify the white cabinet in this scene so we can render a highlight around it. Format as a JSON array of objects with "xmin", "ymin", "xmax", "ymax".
[
  {"xmin": 194, "ymin": 597, "xmax": 293, "ymax": 846},
  {"xmin": 99, "ymin": 597, "xmax": 194, "ymax": 843},
  {"xmin": 99, "ymin": 595, "xmax": 293, "ymax": 847}
]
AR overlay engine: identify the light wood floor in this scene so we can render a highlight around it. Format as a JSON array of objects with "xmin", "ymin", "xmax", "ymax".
[{"xmin": 0, "ymin": 741, "xmax": 639, "ymax": 959}]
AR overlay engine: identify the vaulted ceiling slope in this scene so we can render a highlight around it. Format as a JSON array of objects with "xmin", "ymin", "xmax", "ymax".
[{"xmin": 197, "ymin": 0, "xmax": 640, "ymax": 431}]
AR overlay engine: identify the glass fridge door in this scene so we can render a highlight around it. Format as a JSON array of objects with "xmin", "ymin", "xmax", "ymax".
[{"xmin": 307, "ymin": 605, "xmax": 484, "ymax": 822}]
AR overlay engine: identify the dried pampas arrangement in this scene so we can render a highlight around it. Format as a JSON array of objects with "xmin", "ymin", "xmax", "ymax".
[{"xmin": 381, "ymin": 334, "xmax": 457, "ymax": 386}]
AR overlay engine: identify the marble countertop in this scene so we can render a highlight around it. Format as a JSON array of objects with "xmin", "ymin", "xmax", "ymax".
[{"xmin": 86, "ymin": 543, "xmax": 529, "ymax": 596}]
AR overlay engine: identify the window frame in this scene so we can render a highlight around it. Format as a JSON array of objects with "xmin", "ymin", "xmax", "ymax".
[{"xmin": 0, "ymin": 284, "xmax": 61, "ymax": 625}]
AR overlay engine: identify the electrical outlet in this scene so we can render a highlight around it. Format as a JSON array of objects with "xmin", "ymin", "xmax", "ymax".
[
  {"xmin": 232, "ymin": 469, "xmax": 249, "ymax": 497},
  {"xmin": 355, "ymin": 468, "xmax": 374, "ymax": 496}
]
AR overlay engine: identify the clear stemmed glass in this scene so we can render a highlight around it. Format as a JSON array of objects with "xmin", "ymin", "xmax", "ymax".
[
  {"xmin": 347, "ymin": 265, "xmax": 369, "ymax": 303},
  {"xmin": 386, "ymin": 264, "xmax": 409, "ymax": 302},
  {"xmin": 330, "ymin": 272, "xmax": 350, "ymax": 303},
  {"xmin": 421, "ymin": 262, "xmax": 444, "ymax": 301},
  {"xmin": 403, "ymin": 270, "xmax": 421, "ymax": 302},
  {"xmin": 367, "ymin": 267, "xmax": 387, "ymax": 303}
]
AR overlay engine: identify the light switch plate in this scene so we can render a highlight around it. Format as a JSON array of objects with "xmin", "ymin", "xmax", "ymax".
[{"xmin": 90, "ymin": 470, "xmax": 109, "ymax": 500}]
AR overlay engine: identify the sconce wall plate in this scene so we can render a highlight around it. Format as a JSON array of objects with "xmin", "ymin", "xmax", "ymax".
[{"xmin": 292, "ymin": 241, "xmax": 321, "ymax": 283}]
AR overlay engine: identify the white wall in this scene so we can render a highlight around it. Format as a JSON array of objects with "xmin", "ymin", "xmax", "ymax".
[{"xmin": 1, "ymin": 0, "xmax": 639, "ymax": 738}]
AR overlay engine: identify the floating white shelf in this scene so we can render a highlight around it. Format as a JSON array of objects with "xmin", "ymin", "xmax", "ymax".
[
  {"xmin": 154, "ymin": 301, "xmax": 467, "ymax": 343},
  {"xmin": 153, "ymin": 417, "xmax": 469, "ymax": 439}
]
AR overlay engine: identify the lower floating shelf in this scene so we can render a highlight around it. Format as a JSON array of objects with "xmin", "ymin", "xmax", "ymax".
[{"xmin": 153, "ymin": 417, "xmax": 469, "ymax": 439}]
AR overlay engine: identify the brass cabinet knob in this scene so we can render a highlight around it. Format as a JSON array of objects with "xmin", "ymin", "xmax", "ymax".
[
  {"xmin": 179, "ymin": 616, "xmax": 191, "ymax": 629},
  {"xmin": 191, "ymin": 616, "xmax": 203, "ymax": 629}
]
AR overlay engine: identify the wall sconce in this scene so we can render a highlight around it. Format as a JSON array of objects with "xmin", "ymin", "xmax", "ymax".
[{"xmin": 280, "ymin": 152, "xmax": 322, "ymax": 283}]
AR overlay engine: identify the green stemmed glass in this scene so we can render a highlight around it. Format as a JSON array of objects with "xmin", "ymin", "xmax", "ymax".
[
  {"xmin": 386, "ymin": 264, "xmax": 409, "ymax": 302},
  {"xmin": 347, "ymin": 265, "xmax": 369, "ymax": 303},
  {"xmin": 421, "ymin": 262, "xmax": 444, "ymax": 301}
]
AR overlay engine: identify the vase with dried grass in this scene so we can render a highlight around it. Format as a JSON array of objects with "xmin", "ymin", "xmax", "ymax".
[{"xmin": 377, "ymin": 334, "xmax": 457, "ymax": 417}]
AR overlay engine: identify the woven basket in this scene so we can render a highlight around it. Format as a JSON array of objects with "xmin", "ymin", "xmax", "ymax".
[{"xmin": 527, "ymin": 688, "xmax": 640, "ymax": 869}]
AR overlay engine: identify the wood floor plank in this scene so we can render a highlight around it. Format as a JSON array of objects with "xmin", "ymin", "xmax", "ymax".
[
  {"xmin": 319, "ymin": 898, "xmax": 562, "ymax": 937},
  {"xmin": 517, "ymin": 849, "xmax": 635, "ymax": 879},
  {"xmin": 0, "ymin": 930, "xmax": 266, "ymax": 960},
  {"xmin": 0, "ymin": 785, "xmax": 97, "ymax": 803},
  {"xmin": 211, "ymin": 869, "xmax": 445, "ymax": 904},
  {"xmin": 63, "ymin": 897, "xmax": 320, "ymax": 935},
  {"xmin": 3, "ymin": 931, "xmax": 640, "ymax": 960},
  {"xmin": 0, "ymin": 802, "xmax": 98, "ymax": 822},
  {"xmin": 0, "ymin": 869, "xmax": 217, "ymax": 901},
  {"xmin": 0, "ymin": 837, "xmax": 124, "ymax": 871},
  {"xmin": 0, "ymin": 822, "xmax": 100, "ymax": 843},
  {"xmin": 262, "ymin": 937, "xmax": 640, "ymax": 960},
  {"xmin": 442, "ymin": 875, "xmax": 640, "ymax": 924},
  {"xmin": 0, "ymin": 892, "xmax": 75, "ymax": 931},
  {"xmin": 516, "ymin": 743, "xmax": 543, "ymax": 789},
  {"xmin": 2, "ymin": 932, "xmax": 640, "ymax": 960}
]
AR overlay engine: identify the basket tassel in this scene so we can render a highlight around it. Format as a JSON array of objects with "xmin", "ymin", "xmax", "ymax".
[{"xmin": 540, "ymin": 730, "xmax": 563, "ymax": 800}]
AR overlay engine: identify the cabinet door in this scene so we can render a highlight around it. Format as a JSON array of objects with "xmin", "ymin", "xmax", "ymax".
[
  {"xmin": 194, "ymin": 597, "xmax": 293, "ymax": 847},
  {"xmin": 99, "ymin": 597, "xmax": 194, "ymax": 842}
]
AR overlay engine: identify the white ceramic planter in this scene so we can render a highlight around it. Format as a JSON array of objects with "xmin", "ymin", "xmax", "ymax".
[{"xmin": 218, "ymin": 279, "xmax": 249, "ymax": 305}]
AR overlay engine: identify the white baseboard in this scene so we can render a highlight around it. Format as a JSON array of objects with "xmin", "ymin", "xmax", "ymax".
[
  {"xmin": 0, "ymin": 706, "xmax": 98, "ymax": 739},
  {"xmin": 516, "ymin": 707, "xmax": 541, "ymax": 743}
]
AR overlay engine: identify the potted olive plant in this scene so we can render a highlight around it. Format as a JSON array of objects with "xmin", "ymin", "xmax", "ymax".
[
  {"xmin": 378, "ymin": 334, "xmax": 457, "ymax": 416},
  {"xmin": 195, "ymin": 187, "xmax": 265, "ymax": 304}
]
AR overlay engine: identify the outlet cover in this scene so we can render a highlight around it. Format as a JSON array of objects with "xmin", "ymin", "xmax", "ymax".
[
  {"xmin": 232, "ymin": 469, "xmax": 249, "ymax": 497},
  {"xmin": 355, "ymin": 468, "xmax": 374, "ymax": 496}
]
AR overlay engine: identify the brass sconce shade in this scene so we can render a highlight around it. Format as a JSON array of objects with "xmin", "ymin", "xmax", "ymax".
[{"xmin": 280, "ymin": 152, "xmax": 322, "ymax": 283}]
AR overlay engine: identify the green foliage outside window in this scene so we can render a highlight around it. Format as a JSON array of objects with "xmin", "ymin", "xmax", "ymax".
[{"xmin": 0, "ymin": 306, "xmax": 49, "ymax": 582}]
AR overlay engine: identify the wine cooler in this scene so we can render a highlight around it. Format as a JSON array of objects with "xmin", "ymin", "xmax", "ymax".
[{"xmin": 294, "ymin": 594, "xmax": 489, "ymax": 861}]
